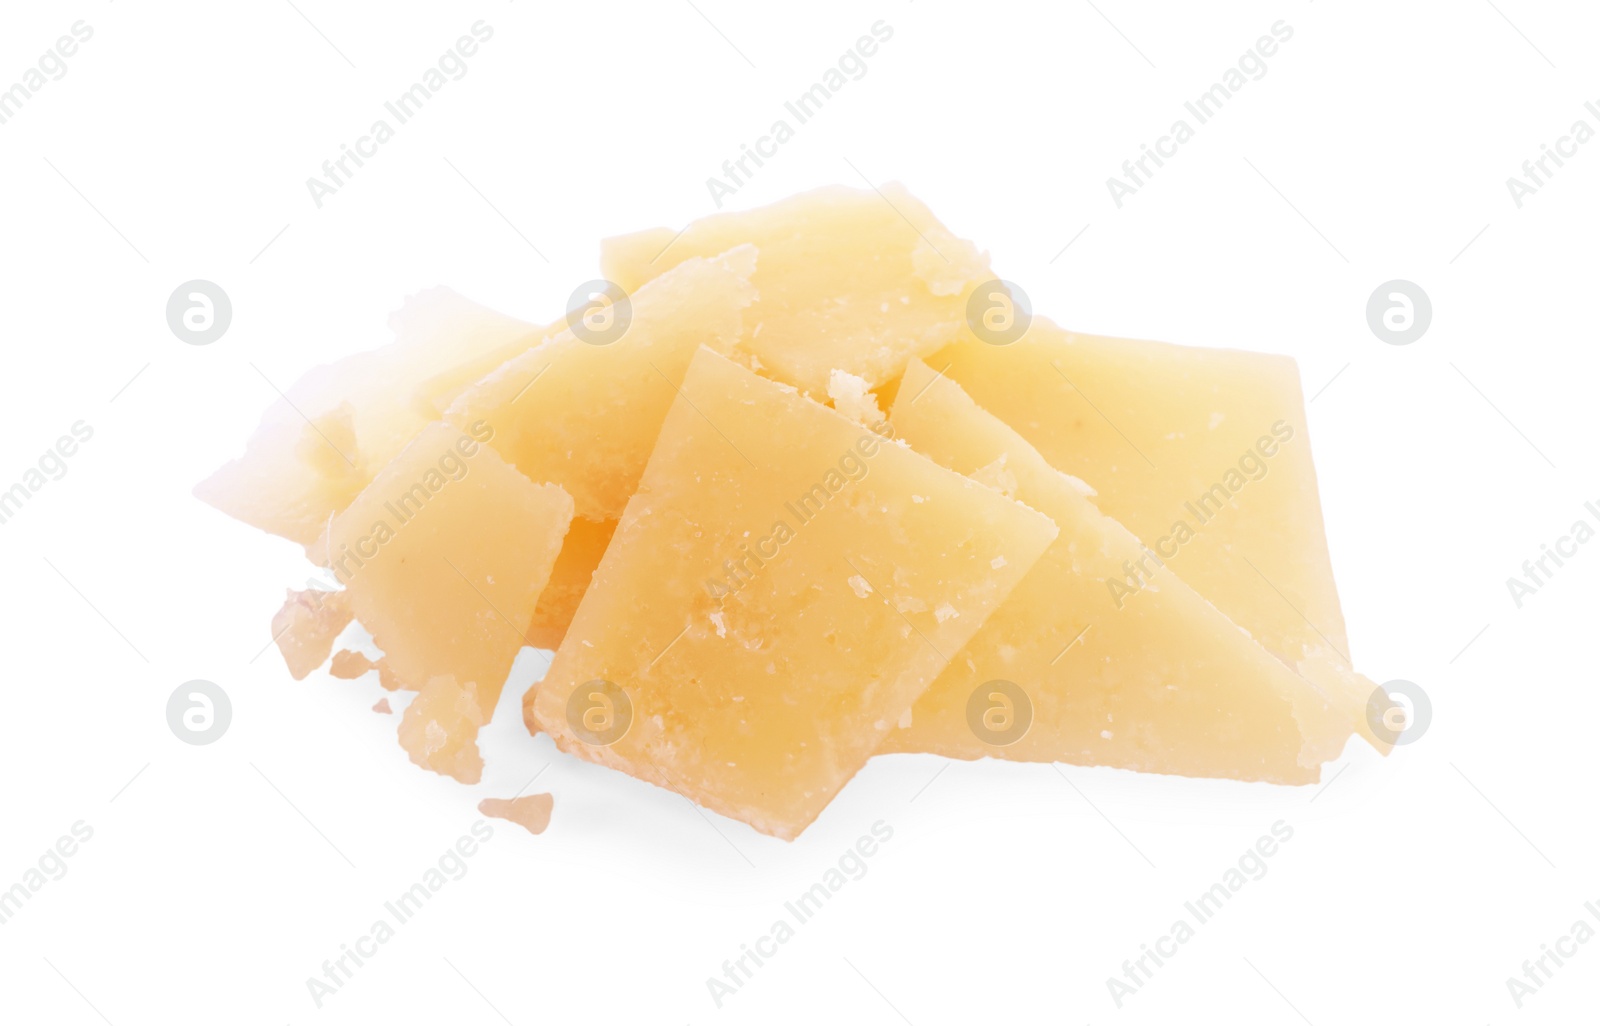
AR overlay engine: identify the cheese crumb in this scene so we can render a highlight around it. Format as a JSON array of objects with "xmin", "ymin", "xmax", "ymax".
[
  {"xmin": 827, "ymin": 368, "xmax": 885, "ymax": 426},
  {"xmin": 478, "ymin": 794, "xmax": 554, "ymax": 836}
]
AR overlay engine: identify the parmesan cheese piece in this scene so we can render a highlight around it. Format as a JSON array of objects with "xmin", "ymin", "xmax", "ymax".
[
  {"xmin": 200, "ymin": 186, "xmax": 1387, "ymax": 827},
  {"xmin": 326, "ymin": 422, "xmax": 573, "ymax": 780},
  {"xmin": 880, "ymin": 361, "xmax": 1353, "ymax": 779},
  {"xmin": 529, "ymin": 347, "xmax": 1057, "ymax": 839},
  {"xmin": 445, "ymin": 247, "xmax": 757, "ymax": 522},
  {"xmin": 399, "ymin": 675, "xmax": 488, "ymax": 783},
  {"xmin": 196, "ymin": 289, "xmax": 554, "ymax": 548},
  {"xmin": 600, "ymin": 184, "xmax": 990, "ymax": 396},
  {"xmin": 933, "ymin": 319, "xmax": 1382, "ymax": 750},
  {"xmin": 270, "ymin": 588, "xmax": 351, "ymax": 680}
]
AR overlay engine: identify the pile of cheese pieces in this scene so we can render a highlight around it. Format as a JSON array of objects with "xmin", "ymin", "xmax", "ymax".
[{"xmin": 200, "ymin": 185, "xmax": 1389, "ymax": 841}]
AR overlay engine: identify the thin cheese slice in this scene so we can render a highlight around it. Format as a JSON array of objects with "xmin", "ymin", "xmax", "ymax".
[
  {"xmin": 880, "ymin": 360, "xmax": 1352, "ymax": 779},
  {"xmin": 446, "ymin": 247, "xmax": 757, "ymax": 522},
  {"xmin": 932, "ymin": 318, "xmax": 1381, "ymax": 749},
  {"xmin": 528, "ymin": 347, "xmax": 1057, "ymax": 839},
  {"xmin": 197, "ymin": 289, "xmax": 553, "ymax": 548},
  {"xmin": 326, "ymin": 421, "xmax": 573, "ymax": 781},
  {"xmin": 600, "ymin": 184, "xmax": 990, "ymax": 397}
]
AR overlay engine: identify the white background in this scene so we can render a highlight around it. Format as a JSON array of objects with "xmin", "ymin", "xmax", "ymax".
[{"xmin": 1, "ymin": 1, "xmax": 1596, "ymax": 1023}]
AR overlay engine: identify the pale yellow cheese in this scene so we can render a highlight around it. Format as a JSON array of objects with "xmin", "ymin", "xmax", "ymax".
[
  {"xmin": 327, "ymin": 421, "xmax": 573, "ymax": 781},
  {"xmin": 197, "ymin": 289, "xmax": 553, "ymax": 548},
  {"xmin": 931, "ymin": 319, "xmax": 1381, "ymax": 749},
  {"xmin": 880, "ymin": 360, "xmax": 1352, "ymax": 779},
  {"xmin": 200, "ymin": 185, "xmax": 1388, "ymax": 822},
  {"xmin": 270, "ymin": 588, "xmax": 351, "ymax": 681},
  {"xmin": 600, "ymin": 184, "xmax": 991, "ymax": 396},
  {"xmin": 398, "ymin": 675, "xmax": 489, "ymax": 783},
  {"xmin": 446, "ymin": 247, "xmax": 757, "ymax": 522},
  {"xmin": 529, "ymin": 347, "xmax": 1057, "ymax": 839}
]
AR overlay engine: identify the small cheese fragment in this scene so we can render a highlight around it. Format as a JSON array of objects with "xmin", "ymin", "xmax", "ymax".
[
  {"xmin": 478, "ymin": 794, "xmax": 554, "ymax": 835},
  {"xmin": 398, "ymin": 676, "xmax": 487, "ymax": 783},
  {"xmin": 372, "ymin": 698, "xmax": 392, "ymax": 714},
  {"xmin": 329, "ymin": 649, "xmax": 373, "ymax": 680},
  {"xmin": 529, "ymin": 347, "xmax": 1057, "ymax": 839},
  {"xmin": 600, "ymin": 184, "xmax": 990, "ymax": 396},
  {"xmin": 446, "ymin": 247, "xmax": 757, "ymax": 521},
  {"xmin": 326, "ymin": 422, "xmax": 574, "ymax": 778},
  {"xmin": 826, "ymin": 368, "xmax": 885, "ymax": 427},
  {"xmin": 270, "ymin": 588, "xmax": 351, "ymax": 680},
  {"xmin": 197, "ymin": 289, "xmax": 554, "ymax": 547},
  {"xmin": 881, "ymin": 361, "xmax": 1351, "ymax": 779},
  {"xmin": 933, "ymin": 319, "xmax": 1380, "ymax": 749}
]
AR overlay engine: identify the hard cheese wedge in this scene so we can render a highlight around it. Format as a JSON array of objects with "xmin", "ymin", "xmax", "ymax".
[
  {"xmin": 880, "ymin": 360, "xmax": 1350, "ymax": 780},
  {"xmin": 528, "ymin": 347, "xmax": 1058, "ymax": 839},
  {"xmin": 327, "ymin": 421, "xmax": 574, "ymax": 782},
  {"xmin": 446, "ymin": 247, "xmax": 757, "ymax": 522},
  {"xmin": 197, "ymin": 289, "xmax": 553, "ymax": 548},
  {"xmin": 600, "ymin": 184, "xmax": 991, "ymax": 397},
  {"xmin": 932, "ymin": 318, "xmax": 1381, "ymax": 749}
]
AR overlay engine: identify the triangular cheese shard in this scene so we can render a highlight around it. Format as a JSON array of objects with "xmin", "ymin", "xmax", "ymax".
[
  {"xmin": 600, "ymin": 184, "xmax": 991, "ymax": 397},
  {"xmin": 525, "ymin": 516, "xmax": 617, "ymax": 651},
  {"xmin": 528, "ymin": 348, "xmax": 1058, "ymax": 839},
  {"xmin": 326, "ymin": 422, "xmax": 574, "ymax": 781},
  {"xmin": 445, "ymin": 246, "xmax": 757, "ymax": 522},
  {"xmin": 196, "ymin": 289, "xmax": 553, "ymax": 548},
  {"xmin": 879, "ymin": 360, "xmax": 1354, "ymax": 780},
  {"xmin": 932, "ymin": 319, "xmax": 1383, "ymax": 751}
]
